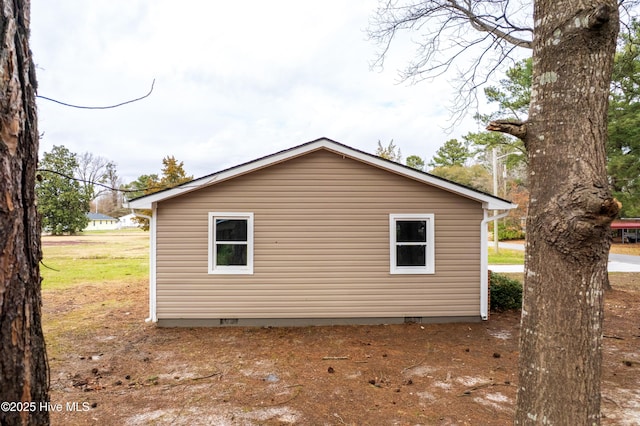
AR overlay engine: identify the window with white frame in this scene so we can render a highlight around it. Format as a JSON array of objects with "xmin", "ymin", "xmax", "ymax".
[
  {"xmin": 208, "ymin": 212, "xmax": 254, "ymax": 274},
  {"xmin": 389, "ymin": 214, "xmax": 434, "ymax": 274}
]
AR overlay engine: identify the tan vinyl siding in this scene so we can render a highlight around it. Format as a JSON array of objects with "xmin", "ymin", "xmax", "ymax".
[{"xmin": 155, "ymin": 149, "xmax": 484, "ymax": 320}]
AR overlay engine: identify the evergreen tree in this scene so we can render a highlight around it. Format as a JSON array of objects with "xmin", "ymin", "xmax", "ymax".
[
  {"xmin": 37, "ymin": 145, "xmax": 90, "ymax": 235},
  {"xmin": 482, "ymin": 58, "xmax": 532, "ymax": 121},
  {"xmin": 405, "ymin": 155, "xmax": 425, "ymax": 171},
  {"xmin": 125, "ymin": 174, "xmax": 160, "ymax": 199},
  {"xmin": 478, "ymin": 33, "xmax": 640, "ymax": 217},
  {"xmin": 608, "ymin": 20, "xmax": 640, "ymax": 217},
  {"xmin": 427, "ymin": 138, "xmax": 471, "ymax": 169}
]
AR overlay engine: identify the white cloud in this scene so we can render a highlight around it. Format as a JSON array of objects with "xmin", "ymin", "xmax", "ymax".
[{"xmin": 31, "ymin": 0, "xmax": 497, "ymax": 183}]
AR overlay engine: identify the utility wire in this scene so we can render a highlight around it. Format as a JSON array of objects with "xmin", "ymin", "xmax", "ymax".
[
  {"xmin": 36, "ymin": 79, "xmax": 155, "ymax": 109},
  {"xmin": 36, "ymin": 79, "xmax": 163, "ymax": 196},
  {"xmin": 37, "ymin": 168, "xmax": 169, "ymax": 194}
]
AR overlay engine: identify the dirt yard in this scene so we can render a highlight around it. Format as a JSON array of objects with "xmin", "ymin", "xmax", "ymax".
[{"xmin": 42, "ymin": 267, "xmax": 640, "ymax": 424}]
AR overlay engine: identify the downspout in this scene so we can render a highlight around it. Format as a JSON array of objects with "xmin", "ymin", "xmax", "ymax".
[
  {"xmin": 480, "ymin": 208, "xmax": 510, "ymax": 320},
  {"xmin": 146, "ymin": 204, "xmax": 157, "ymax": 322},
  {"xmin": 128, "ymin": 207, "xmax": 157, "ymax": 323}
]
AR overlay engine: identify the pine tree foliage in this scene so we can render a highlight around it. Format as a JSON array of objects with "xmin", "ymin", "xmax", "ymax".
[
  {"xmin": 428, "ymin": 138, "xmax": 472, "ymax": 168},
  {"xmin": 405, "ymin": 155, "xmax": 425, "ymax": 170},
  {"xmin": 608, "ymin": 20, "xmax": 640, "ymax": 217}
]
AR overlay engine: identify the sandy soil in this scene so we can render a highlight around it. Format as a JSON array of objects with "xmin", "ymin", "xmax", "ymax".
[{"xmin": 41, "ymin": 274, "xmax": 639, "ymax": 425}]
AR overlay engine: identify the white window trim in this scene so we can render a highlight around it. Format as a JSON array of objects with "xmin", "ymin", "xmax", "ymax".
[
  {"xmin": 389, "ymin": 213, "xmax": 435, "ymax": 274},
  {"xmin": 208, "ymin": 212, "xmax": 254, "ymax": 275}
]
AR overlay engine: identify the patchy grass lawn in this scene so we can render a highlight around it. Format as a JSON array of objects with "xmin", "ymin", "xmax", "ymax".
[
  {"xmin": 41, "ymin": 230, "xmax": 148, "ymax": 290},
  {"xmin": 40, "ymin": 232, "xmax": 640, "ymax": 425},
  {"xmin": 488, "ymin": 248, "xmax": 524, "ymax": 265},
  {"xmin": 489, "ymin": 240, "xmax": 640, "ymax": 264}
]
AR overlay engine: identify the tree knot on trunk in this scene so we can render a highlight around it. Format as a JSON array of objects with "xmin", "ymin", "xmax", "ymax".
[
  {"xmin": 537, "ymin": 188, "xmax": 617, "ymax": 263},
  {"xmin": 486, "ymin": 120, "xmax": 527, "ymax": 141},
  {"xmin": 548, "ymin": 4, "xmax": 616, "ymax": 50},
  {"xmin": 596, "ymin": 198, "xmax": 621, "ymax": 225},
  {"xmin": 587, "ymin": 4, "xmax": 612, "ymax": 30}
]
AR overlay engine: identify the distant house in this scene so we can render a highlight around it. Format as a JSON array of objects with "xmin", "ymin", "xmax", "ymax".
[
  {"xmin": 127, "ymin": 138, "xmax": 517, "ymax": 327},
  {"xmin": 85, "ymin": 213, "xmax": 119, "ymax": 231},
  {"xmin": 611, "ymin": 219, "xmax": 640, "ymax": 243},
  {"xmin": 117, "ymin": 213, "xmax": 139, "ymax": 229}
]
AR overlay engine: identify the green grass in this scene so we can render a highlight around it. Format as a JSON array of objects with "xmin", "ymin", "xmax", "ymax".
[
  {"xmin": 41, "ymin": 258, "xmax": 148, "ymax": 290},
  {"xmin": 41, "ymin": 231, "xmax": 149, "ymax": 290},
  {"xmin": 488, "ymin": 248, "xmax": 525, "ymax": 264},
  {"xmin": 41, "ymin": 231, "xmax": 149, "ymax": 360},
  {"xmin": 41, "ymin": 232, "xmax": 525, "ymax": 289}
]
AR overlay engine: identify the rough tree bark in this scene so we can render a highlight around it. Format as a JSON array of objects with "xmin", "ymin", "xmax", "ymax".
[
  {"xmin": 0, "ymin": 0, "xmax": 49, "ymax": 425},
  {"xmin": 370, "ymin": 0, "xmax": 624, "ymax": 423},
  {"xmin": 514, "ymin": 1, "xmax": 619, "ymax": 423}
]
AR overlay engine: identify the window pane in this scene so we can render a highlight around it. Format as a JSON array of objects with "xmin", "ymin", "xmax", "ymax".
[
  {"xmin": 397, "ymin": 245, "xmax": 426, "ymax": 266},
  {"xmin": 216, "ymin": 219, "xmax": 247, "ymax": 241},
  {"xmin": 396, "ymin": 221, "xmax": 426, "ymax": 242},
  {"xmin": 216, "ymin": 244, "xmax": 247, "ymax": 266}
]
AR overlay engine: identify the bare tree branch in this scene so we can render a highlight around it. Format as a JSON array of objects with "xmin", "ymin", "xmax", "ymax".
[
  {"xmin": 75, "ymin": 152, "xmax": 111, "ymax": 198},
  {"xmin": 368, "ymin": 0, "xmax": 533, "ymax": 123},
  {"xmin": 618, "ymin": 0, "xmax": 640, "ymax": 34},
  {"xmin": 486, "ymin": 119, "xmax": 527, "ymax": 140},
  {"xmin": 446, "ymin": 0, "xmax": 532, "ymax": 47}
]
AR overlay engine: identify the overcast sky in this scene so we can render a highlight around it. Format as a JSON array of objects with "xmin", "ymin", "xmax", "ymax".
[{"xmin": 31, "ymin": 1, "xmax": 503, "ymax": 184}]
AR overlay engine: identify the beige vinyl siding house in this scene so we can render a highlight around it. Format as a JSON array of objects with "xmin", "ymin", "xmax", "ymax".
[{"xmin": 127, "ymin": 138, "xmax": 516, "ymax": 326}]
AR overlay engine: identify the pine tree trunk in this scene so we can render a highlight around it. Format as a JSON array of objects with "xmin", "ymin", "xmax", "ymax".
[
  {"xmin": 516, "ymin": 1, "xmax": 619, "ymax": 424},
  {"xmin": 0, "ymin": 1, "xmax": 50, "ymax": 424}
]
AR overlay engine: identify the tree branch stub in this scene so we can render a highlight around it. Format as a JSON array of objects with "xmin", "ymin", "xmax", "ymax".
[{"xmin": 486, "ymin": 119, "xmax": 527, "ymax": 140}]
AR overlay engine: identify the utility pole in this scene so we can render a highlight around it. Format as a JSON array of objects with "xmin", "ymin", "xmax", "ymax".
[{"xmin": 492, "ymin": 148, "xmax": 499, "ymax": 254}]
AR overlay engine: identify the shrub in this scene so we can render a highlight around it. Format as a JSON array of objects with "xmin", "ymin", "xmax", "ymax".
[
  {"xmin": 497, "ymin": 222, "xmax": 526, "ymax": 241},
  {"xmin": 490, "ymin": 272, "xmax": 522, "ymax": 312}
]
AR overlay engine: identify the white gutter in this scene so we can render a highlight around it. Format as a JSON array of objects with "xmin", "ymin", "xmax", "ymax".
[
  {"xmin": 480, "ymin": 209, "xmax": 511, "ymax": 320},
  {"xmin": 145, "ymin": 203, "xmax": 157, "ymax": 323},
  {"xmin": 126, "ymin": 207, "xmax": 156, "ymax": 322},
  {"xmin": 129, "ymin": 209, "xmax": 151, "ymax": 220}
]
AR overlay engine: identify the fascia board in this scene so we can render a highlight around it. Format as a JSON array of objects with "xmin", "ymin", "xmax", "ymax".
[
  {"xmin": 125, "ymin": 140, "xmax": 333, "ymax": 209},
  {"xmin": 321, "ymin": 143, "xmax": 518, "ymax": 211},
  {"xmin": 125, "ymin": 138, "xmax": 517, "ymax": 211}
]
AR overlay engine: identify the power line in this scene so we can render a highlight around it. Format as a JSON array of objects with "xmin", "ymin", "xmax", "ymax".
[
  {"xmin": 36, "ymin": 168, "xmax": 167, "ymax": 194},
  {"xmin": 36, "ymin": 79, "xmax": 155, "ymax": 109}
]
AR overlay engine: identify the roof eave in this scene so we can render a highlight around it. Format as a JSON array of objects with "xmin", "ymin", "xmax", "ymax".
[
  {"xmin": 124, "ymin": 138, "xmax": 518, "ymax": 211},
  {"xmin": 338, "ymin": 148, "xmax": 517, "ymax": 210},
  {"xmin": 484, "ymin": 200, "xmax": 519, "ymax": 211}
]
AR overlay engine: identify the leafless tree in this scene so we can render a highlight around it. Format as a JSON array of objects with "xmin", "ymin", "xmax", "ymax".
[
  {"xmin": 75, "ymin": 152, "xmax": 113, "ymax": 200},
  {"xmin": 104, "ymin": 162, "xmax": 123, "ymax": 213},
  {"xmin": 370, "ymin": 0, "xmax": 624, "ymax": 423},
  {"xmin": 369, "ymin": 0, "xmax": 533, "ymax": 122}
]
